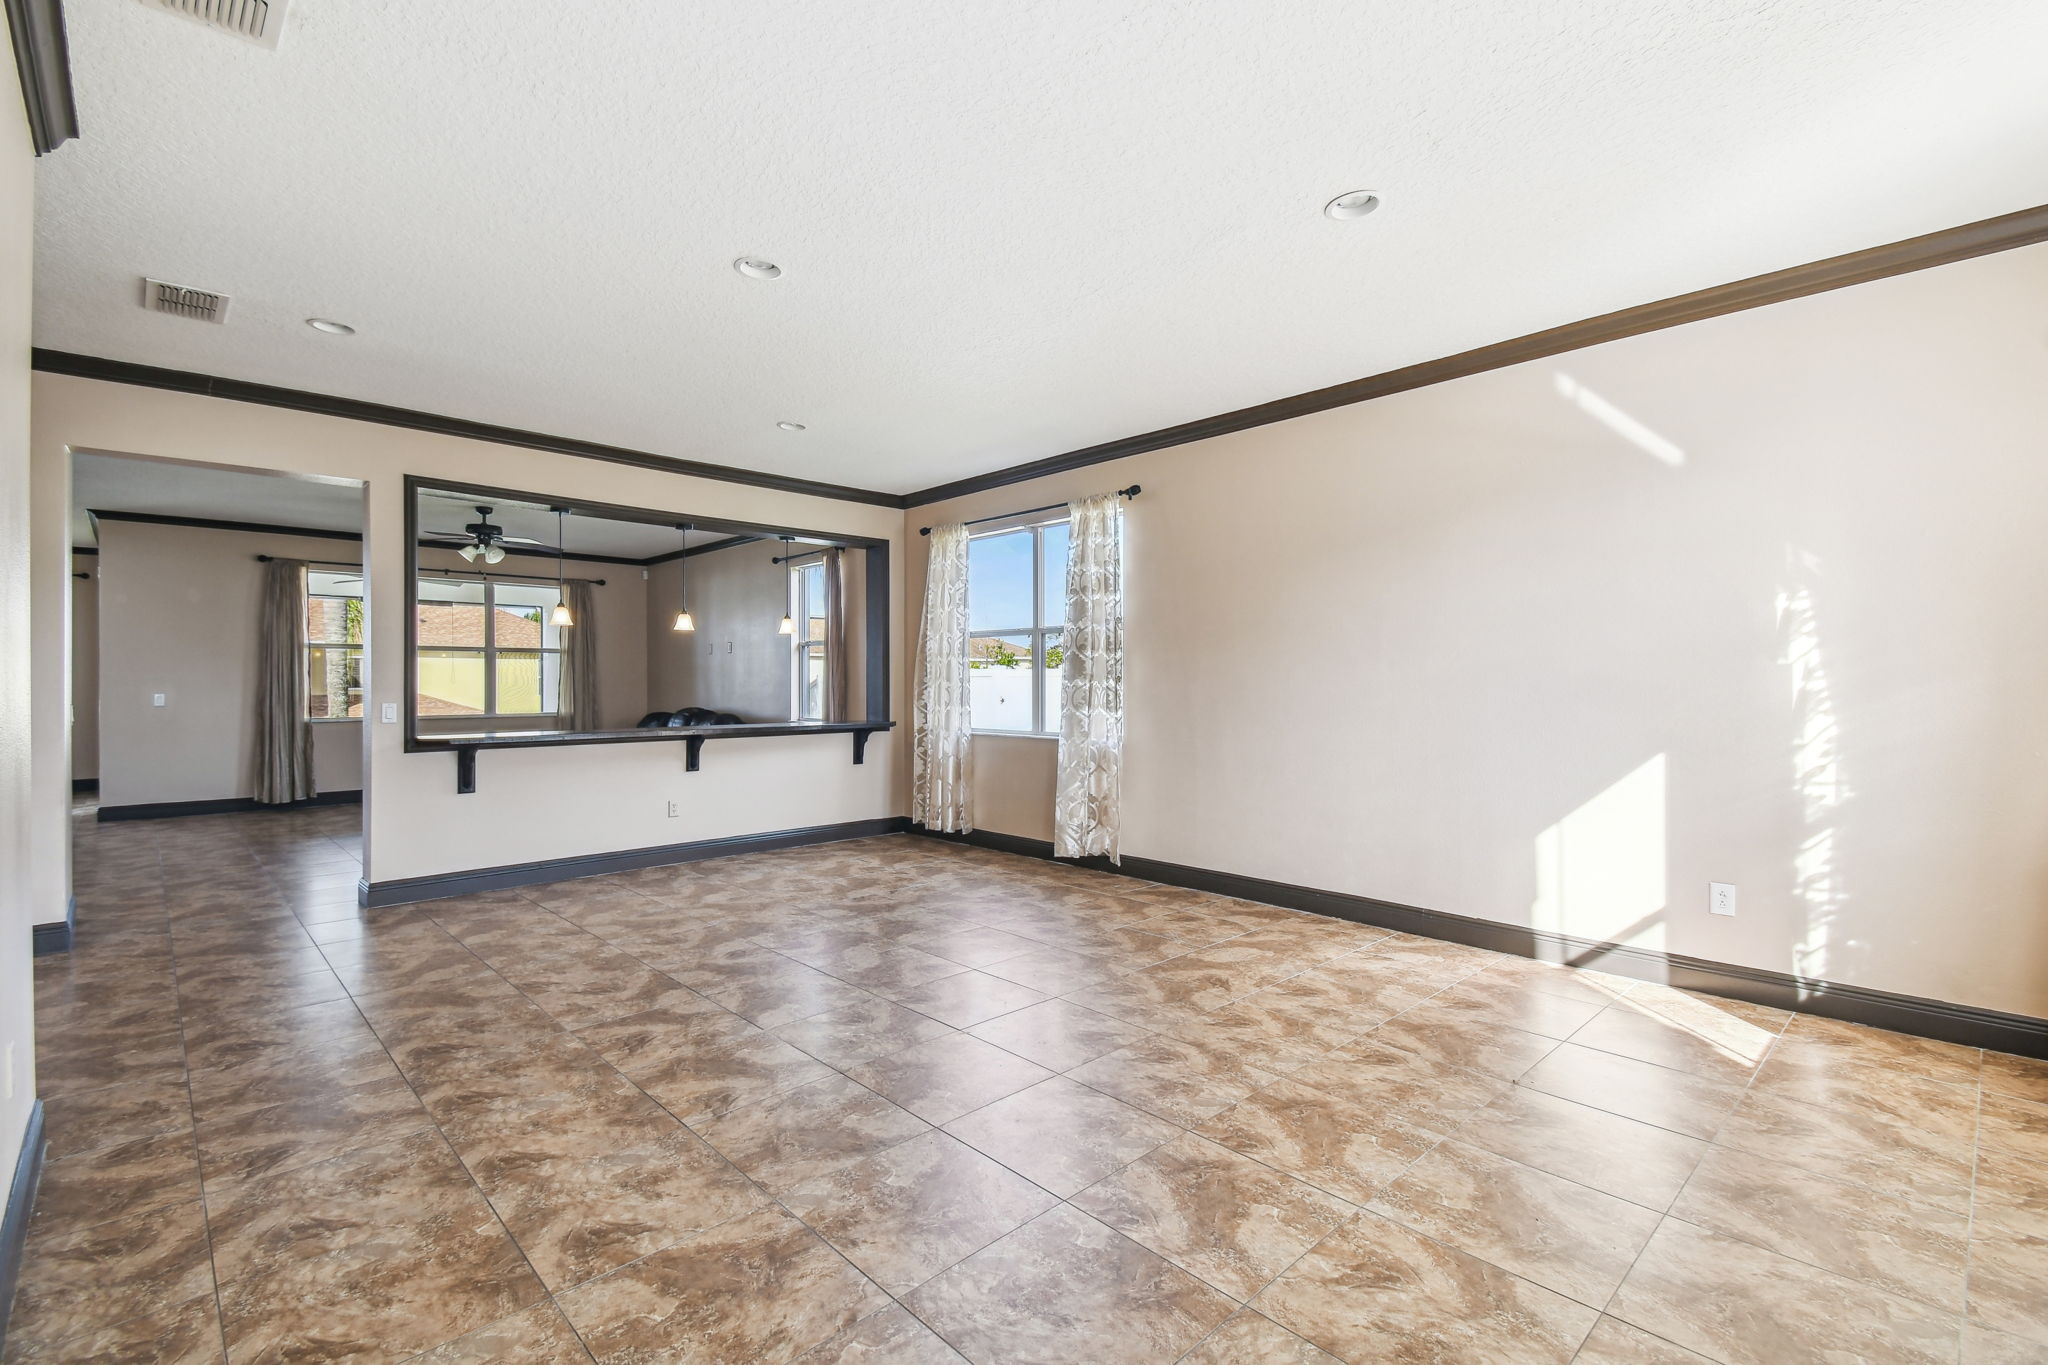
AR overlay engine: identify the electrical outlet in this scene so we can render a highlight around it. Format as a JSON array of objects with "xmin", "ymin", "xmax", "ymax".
[
  {"xmin": 666, "ymin": 800, "xmax": 680, "ymax": 818},
  {"xmin": 1710, "ymin": 882, "xmax": 1737, "ymax": 917}
]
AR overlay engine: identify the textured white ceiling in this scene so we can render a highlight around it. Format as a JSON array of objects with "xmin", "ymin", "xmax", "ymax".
[
  {"xmin": 72, "ymin": 451, "xmax": 362, "ymax": 545},
  {"xmin": 34, "ymin": 0, "xmax": 2048, "ymax": 496}
]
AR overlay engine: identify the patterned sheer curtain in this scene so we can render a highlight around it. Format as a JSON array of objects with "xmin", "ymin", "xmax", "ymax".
[
  {"xmin": 1055, "ymin": 493, "xmax": 1124, "ymax": 860},
  {"xmin": 556, "ymin": 579, "xmax": 599, "ymax": 730},
  {"xmin": 911, "ymin": 524, "xmax": 974, "ymax": 832},
  {"xmin": 253, "ymin": 558, "xmax": 316, "ymax": 804}
]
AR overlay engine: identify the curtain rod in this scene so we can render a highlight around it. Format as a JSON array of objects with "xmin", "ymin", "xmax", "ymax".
[
  {"xmin": 255, "ymin": 554, "xmax": 607, "ymax": 586},
  {"xmin": 918, "ymin": 485, "xmax": 1139, "ymax": 536}
]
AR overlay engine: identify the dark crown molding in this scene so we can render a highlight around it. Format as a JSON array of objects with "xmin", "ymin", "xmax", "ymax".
[
  {"xmin": 640, "ymin": 534, "xmax": 766, "ymax": 566},
  {"xmin": 87, "ymin": 507, "xmax": 691, "ymax": 569},
  {"xmin": 5, "ymin": 0, "xmax": 77, "ymax": 155},
  {"xmin": 31, "ymin": 350, "xmax": 906, "ymax": 509},
  {"xmin": 40, "ymin": 205, "xmax": 2048, "ymax": 514},
  {"xmin": 902, "ymin": 202, "xmax": 2048, "ymax": 506},
  {"xmin": 88, "ymin": 508, "xmax": 364, "ymax": 542}
]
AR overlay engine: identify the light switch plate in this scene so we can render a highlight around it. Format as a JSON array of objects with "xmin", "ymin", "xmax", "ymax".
[{"xmin": 380, "ymin": 702, "xmax": 399, "ymax": 724}]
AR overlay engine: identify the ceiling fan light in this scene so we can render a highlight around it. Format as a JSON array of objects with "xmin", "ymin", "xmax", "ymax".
[
  {"xmin": 483, "ymin": 543, "xmax": 506, "ymax": 564},
  {"xmin": 672, "ymin": 610, "xmax": 696, "ymax": 633},
  {"xmin": 458, "ymin": 543, "xmax": 480, "ymax": 562}
]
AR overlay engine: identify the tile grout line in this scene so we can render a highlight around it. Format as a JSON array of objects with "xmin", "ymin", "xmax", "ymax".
[
  {"xmin": 420, "ymin": 865, "xmax": 938, "ymax": 1359},
  {"xmin": 290, "ymin": 819, "xmax": 605, "ymax": 1364},
  {"xmin": 152, "ymin": 823, "xmax": 239, "ymax": 1365},
  {"xmin": 1586, "ymin": 1004, "xmax": 1788, "ymax": 1351},
  {"xmin": 39, "ymin": 819, "xmax": 2017, "ymax": 1364},
  {"xmin": 1960, "ymin": 1062, "xmax": 1984, "ymax": 1355},
  {"xmin": 316, "ymin": 896, "xmax": 601, "ymax": 1359}
]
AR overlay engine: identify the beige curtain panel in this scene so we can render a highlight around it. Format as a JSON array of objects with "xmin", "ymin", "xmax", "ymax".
[
  {"xmin": 253, "ymin": 557, "xmax": 316, "ymax": 805},
  {"xmin": 911, "ymin": 524, "xmax": 974, "ymax": 833},
  {"xmin": 1054, "ymin": 492, "xmax": 1125, "ymax": 861},
  {"xmin": 823, "ymin": 547, "xmax": 850, "ymax": 723},
  {"xmin": 557, "ymin": 579, "xmax": 600, "ymax": 730}
]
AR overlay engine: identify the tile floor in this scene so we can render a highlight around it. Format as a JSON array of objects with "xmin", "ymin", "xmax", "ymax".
[{"xmin": 7, "ymin": 803, "xmax": 2047, "ymax": 1363}]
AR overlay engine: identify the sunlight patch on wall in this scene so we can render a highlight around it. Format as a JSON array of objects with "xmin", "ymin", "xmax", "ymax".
[
  {"xmin": 1532, "ymin": 753, "xmax": 1668, "ymax": 955},
  {"xmin": 1554, "ymin": 373, "xmax": 1687, "ymax": 468},
  {"xmin": 1780, "ymin": 547, "xmax": 1847, "ymax": 984}
]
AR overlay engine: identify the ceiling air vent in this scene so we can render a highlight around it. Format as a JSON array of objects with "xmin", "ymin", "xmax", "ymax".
[
  {"xmin": 142, "ymin": 278, "xmax": 231, "ymax": 324},
  {"xmin": 138, "ymin": 0, "xmax": 288, "ymax": 49}
]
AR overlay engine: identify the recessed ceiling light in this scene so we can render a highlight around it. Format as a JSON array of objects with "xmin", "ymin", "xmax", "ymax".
[
  {"xmin": 776, "ymin": 421, "xmax": 806, "ymax": 432},
  {"xmin": 734, "ymin": 257, "xmax": 783, "ymax": 280},
  {"xmin": 1323, "ymin": 190, "xmax": 1381, "ymax": 221},
  {"xmin": 306, "ymin": 318, "xmax": 355, "ymax": 335}
]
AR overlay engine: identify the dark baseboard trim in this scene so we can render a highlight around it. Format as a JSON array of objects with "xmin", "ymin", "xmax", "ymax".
[
  {"xmin": 360, "ymin": 816, "xmax": 913, "ymax": 908},
  {"xmin": 32, "ymin": 895, "xmax": 74, "ymax": 956},
  {"xmin": 33, "ymin": 350, "xmax": 904, "ymax": 509},
  {"xmin": 0, "ymin": 1100, "xmax": 46, "ymax": 1355},
  {"xmin": 903, "ymin": 202, "xmax": 2048, "ymax": 506},
  {"xmin": 70, "ymin": 777, "xmax": 96, "ymax": 794},
  {"xmin": 916, "ymin": 827, "xmax": 2048, "ymax": 1060},
  {"xmin": 97, "ymin": 790, "xmax": 363, "ymax": 823}
]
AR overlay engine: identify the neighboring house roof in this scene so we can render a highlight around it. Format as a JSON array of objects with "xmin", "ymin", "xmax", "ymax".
[{"xmin": 412, "ymin": 604, "xmax": 545, "ymax": 649}]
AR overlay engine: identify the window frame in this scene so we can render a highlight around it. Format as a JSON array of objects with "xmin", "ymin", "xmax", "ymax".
[
  {"xmin": 415, "ymin": 575, "xmax": 564, "ymax": 721},
  {"xmin": 967, "ymin": 518, "xmax": 1068, "ymax": 738},
  {"xmin": 788, "ymin": 556, "xmax": 829, "ymax": 722},
  {"xmin": 401, "ymin": 473, "xmax": 896, "ymax": 754},
  {"xmin": 303, "ymin": 571, "xmax": 365, "ymax": 722}
]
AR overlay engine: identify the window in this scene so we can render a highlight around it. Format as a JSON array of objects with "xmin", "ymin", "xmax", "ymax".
[
  {"xmin": 967, "ymin": 520, "xmax": 1069, "ymax": 734},
  {"xmin": 306, "ymin": 570, "xmax": 366, "ymax": 718},
  {"xmin": 414, "ymin": 576, "xmax": 563, "ymax": 718},
  {"xmin": 790, "ymin": 557, "xmax": 828, "ymax": 721}
]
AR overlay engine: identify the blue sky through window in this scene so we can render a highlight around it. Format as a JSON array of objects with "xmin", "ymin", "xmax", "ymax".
[{"xmin": 969, "ymin": 530, "xmax": 1035, "ymax": 630}]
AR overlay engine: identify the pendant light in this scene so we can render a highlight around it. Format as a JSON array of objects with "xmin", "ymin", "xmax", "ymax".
[
  {"xmin": 671, "ymin": 522, "xmax": 696, "ymax": 632},
  {"xmin": 549, "ymin": 508, "xmax": 574, "ymax": 627},
  {"xmin": 777, "ymin": 536, "xmax": 797, "ymax": 635}
]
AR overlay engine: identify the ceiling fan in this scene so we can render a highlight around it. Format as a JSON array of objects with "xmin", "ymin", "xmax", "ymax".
[{"xmin": 420, "ymin": 505, "xmax": 546, "ymax": 565}]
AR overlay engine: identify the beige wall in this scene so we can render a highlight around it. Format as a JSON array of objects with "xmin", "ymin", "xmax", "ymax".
[
  {"xmin": 905, "ymin": 241, "xmax": 2048, "ymax": 1020},
  {"xmin": 29, "ymin": 380, "xmax": 906, "ymax": 899},
  {"xmin": 1, "ymin": 64, "xmax": 36, "ymax": 1178},
  {"xmin": 70, "ymin": 551, "xmax": 97, "ymax": 781},
  {"xmin": 647, "ymin": 540, "xmax": 794, "ymax": 722},
  {"xmin": 95, "ymin": 521, "xmax": 365, "ymax": 805}
]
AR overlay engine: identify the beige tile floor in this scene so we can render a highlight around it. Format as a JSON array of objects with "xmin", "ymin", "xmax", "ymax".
[{"xmin": 7, "ymin": 802, "xmax": 2047, "ymax": 1363}]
